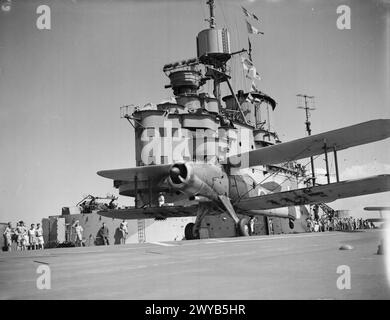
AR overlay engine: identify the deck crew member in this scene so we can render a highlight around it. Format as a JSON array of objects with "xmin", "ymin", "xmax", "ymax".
[
  {"xmin": 268, "ymin": 218, "xmax": 274, "ymax": 235},
  {"xmin": 98, "ymin": 223, "xmax": 110, "ymax": 245},
  {"xmin": 248, "ymin": 216, "xmax": 257, "ymax": 236},
  {"xmin": 158, "ymin": 192, "xmax": 165, "ymax": 207},
  {"xmin": 3, "ymin": 222, "xmax": 13, "ymax": 252},
  {"xmin": 73, "ymin": 220, "xmax": 84, "ymax": 247},
  {"xmin": 313, "ymin": 205, "xmax": 319, "ymax": 221},
  {"xmin": 14, "ymin": 222, "xmax": 20, "ymax": 249},
  {"xmin": 119, "ymin": 220, "xmax": 128, "ymax": 244},
  {"xmin": 15, "ymin": 221, "xmax": 28, "ymax": 251},
  {"xmin": 35, "ymin": 223, "xmax": 44, "ymax": 250},
  {"xmin": 28, "ymin": 224, "xmax": 37, "ymax": 250}
]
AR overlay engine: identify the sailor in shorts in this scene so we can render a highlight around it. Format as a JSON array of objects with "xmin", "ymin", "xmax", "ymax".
[
  {"xmin": 28, "ymin": 224, "xmax": 37, "ymax": 250},
  {"xmin": 119, "ymin": 220, "xmax": 128, "ymax": 244},
  {"xmin": 35, "ymin": 223, "xmax": 44, "ymax": 250},
  {"xmin": 73, "ymin": 220, "xmax": 83, "ymax": 247},
  {"xmin": 15, "ymin": 221, "xmax": 28, "ymax": 251}
]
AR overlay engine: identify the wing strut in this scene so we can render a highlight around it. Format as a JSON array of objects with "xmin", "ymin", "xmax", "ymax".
[
  {"xmin": 134, "ymin": 175, "xmax": 138, "ymax": 208},
  {"xmin": 219, "ymin": 195, "xmax": 240, "ymax": 224},
  {"xmin": 333, "ymin": 146, "xmax": 340, "ymax": 182},
  {"xmin": 310, "ymin": 140, "xmax": 340, "ymax": 186},
  {"xmin": 324, "ymin": 141, "xmax": 330, "ymax": 184}
]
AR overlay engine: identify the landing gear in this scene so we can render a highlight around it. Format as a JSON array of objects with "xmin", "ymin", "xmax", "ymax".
[
  {"xmin": 238, "ymin": 217, "xmax": 250, "ymax": 236},
  {"xmin": 218, "ymin": 195, "xmax": 252, "ymax": 237},
  {"xmin": 193, "ymin": 204, "xmax": 209, "ymax": 239},
  {"xmin": 289, "ymin": 219, "xmax": 295, "ymax": 230},
  {"xmin": 184, "ymin": 222, "xmax": 196, "ymax": 240},
  {"xmin": 185, "ymin": 204, "xmax": 209, "ymax": 240}
]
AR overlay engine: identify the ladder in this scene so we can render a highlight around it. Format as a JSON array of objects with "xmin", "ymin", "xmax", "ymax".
[
  {"xmin": 137, "ymin": 219, "xmax": 146, "ymax": 243},
  {"xmin": 318, "ymin": 203, "xmax": 335, "ymax": 218}
]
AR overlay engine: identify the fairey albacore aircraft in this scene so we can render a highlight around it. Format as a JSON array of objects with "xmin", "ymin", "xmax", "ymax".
[
  {"xmin": 364, "ymin": 206, "xmax": 390, "ymax": 223},
  {"xmin": 96, "ymin": 1, "xmax": 390, "ymax": 239},
  {"xmin": 97, "ymin": 119, "xmax": 390, "ymax": 239}
]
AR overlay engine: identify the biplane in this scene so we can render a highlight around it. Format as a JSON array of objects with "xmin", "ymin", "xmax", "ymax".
[
  {"xmin": 97, "ymin": 119, "xmax": 390, "ymax": 239},
  {"xmin": 364, "ymin": 206, "xmax": 390, "ymax": 223}
]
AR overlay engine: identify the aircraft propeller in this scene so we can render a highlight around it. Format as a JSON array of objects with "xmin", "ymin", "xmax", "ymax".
[{"xmin": 169, "ymin": 163, "xmax": 187, "ymax": 184}]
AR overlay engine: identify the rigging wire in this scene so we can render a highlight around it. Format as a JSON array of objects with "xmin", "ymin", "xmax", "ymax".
[
  {"xmin": 217, "ymin": 0, "xmax": 237, "ymax": 94},
  {"xmin": 199, "ymin": 0, "xmax": 207, "ymax": 23},
  {"xmin": 217, "ymin": 0, "xmax": 230, "ymax": 97},
  {"xmin": 236, "ymin": 154, "xmax": 321, "ymax": 204},
  {"xmin": 230, "ymin": 3, "xmax": 246, "ymax": 92},
  {"xmin": 233, "ymin": 141, "xmax": 324, "ymax": 204},
  {"xmin": 217, "ymin": 0, "xmax": 229, "ymax": 27}
]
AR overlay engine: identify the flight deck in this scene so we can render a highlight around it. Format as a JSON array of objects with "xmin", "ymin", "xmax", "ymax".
[{"xmin": 0, "ymin": 230, "xmax": 388, "ymax": 300}]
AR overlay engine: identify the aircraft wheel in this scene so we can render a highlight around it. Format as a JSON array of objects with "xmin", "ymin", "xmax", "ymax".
[
  {"xmin": 289, "ymin": 219, "xmax": 294, "ymax": 229},
  {"xmin": 184, "ymin": 222, "xmax": 195, "ymax": 240},
  {"xmin": 238, "ymin": 217, "xmax": 250, "ymax": 236}
]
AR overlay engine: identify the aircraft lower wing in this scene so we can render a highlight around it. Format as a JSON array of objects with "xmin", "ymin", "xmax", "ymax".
[
  {"xmin": 233, "ymin": 119, "xmax": 390, "ymax": 168},
  {"xmin": 97, "ymin": 164, "xmax": 171, "ymax": 182},
  {"xmin": 235, "ymin": 175, "xmax": 390, "ymax": 211},
  {"xmin": 98, "ymin": 204, "xmax": 199, "ymax": 220}
]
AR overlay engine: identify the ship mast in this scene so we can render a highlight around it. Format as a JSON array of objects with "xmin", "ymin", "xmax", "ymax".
[
  {"xmin": 201, "ymin": 0, "xmax": 248, "ymax": 123},
  {"xmin": 162, "ymin": 0, "xmax": 247, "ymax": 124},
  {"xmin": 297, "ymin": 94, "xmax": 316, "ymax": 185},
  {"xmin": 207, "ymin": 0, "xmax": 216, "ymax": 29},
  {"xmin": 205, "ymin": 0, "xmax": 221, "ymax": 107}
]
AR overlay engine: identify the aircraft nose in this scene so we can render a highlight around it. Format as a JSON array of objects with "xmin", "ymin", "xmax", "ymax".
[
  {"xmin": 170, "ymin": 167, "xmax": 180, "ymax": 179},
  {"xmin": 169, "ymin": 163, "xmax": 187, "ymax": 184}
]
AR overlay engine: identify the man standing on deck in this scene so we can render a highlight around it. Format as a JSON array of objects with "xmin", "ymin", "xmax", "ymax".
[
  {"xmin": 73, "ymin": 220, "xmax": 84, "ymax": 247},
  {"xmin": 119, "ymin": 220, "xmax": 128, "ymax": 244},
  {"xmin": 15, "ymin": 221, "xmax": 28, "ymax": 250},
  {"xmin": 35, "ymin": 223, "xmax": 44, "ymax": 250},
  {"xmin": 158, "ymin": 192, "xmax": 165, "ymax": 207},
  {"xmin": 248, "ymin": 216, "xmax": 257, "ymax": 236},
  {"xmin": 28, "ymin": 224, "xmax": 37, "ymax": 250},
  {"xmin": 268, "ymin": 218, "xmax": 274, "ymax": 235},
  {"xmin": 98, "ymin": 222, "xmax": 110, "ymax": 245},
  {"xmin": 3, "ymin": 222, "xmax": 13, "ymax": 252}
]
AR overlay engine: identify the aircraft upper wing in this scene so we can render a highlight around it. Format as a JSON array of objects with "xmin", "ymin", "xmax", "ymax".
[
  {"xmin": 98, "ymin": 204, "xmax": 198, "ymax": 220},
  {"xmin": 366, "ymin": 218, "xmax": 386, "ymax": 223},
  {"xmin": 97, "ymin": 164, "xmax": 171, "ymax": 182},
  {"xmin": 235, "ymin": 175, "xmax": 390, "ymax": 211},
  {"xmin": 364, "ymin": 206, "xmax": 390, "ymax": 211},
  {"xmin": 232, "ymin": 119, "xmax": 390, "ymax": 168}
]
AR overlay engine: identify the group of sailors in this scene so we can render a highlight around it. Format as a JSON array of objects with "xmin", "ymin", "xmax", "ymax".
[
  {"xmin": 72, "ymin": 220, "xmax": 128, "ymax": 246},
  {"xmin": 2, "ymin": 219, "xmax": 130, "ymax": 251},
  {"xmin": 332, "ymin": 216, "xmax": 376, "ymax": 231},
  {"xmin": 3, "ymin": 221, "xmax": 44, "ymax": 252},
  {"xmin": 306, "ymin": 216, "xmax": 375, "ymax": 233}
]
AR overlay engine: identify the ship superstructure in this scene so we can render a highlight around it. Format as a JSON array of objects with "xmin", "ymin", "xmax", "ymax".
[
  {"xmin": 41, "ymin": 1, "xmax": 323, "ymax": 246},
  {"xmin": 110, "ymin": 0, "xmax": 312, "ymax": 239}
]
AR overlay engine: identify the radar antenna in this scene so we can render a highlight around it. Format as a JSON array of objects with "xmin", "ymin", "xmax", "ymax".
[
  {"xmin": 297, "ymin": 94, "xmax": 316, "ymax": 185},
  {"xmin": 297, "ymin": 94, "xmax": 315, "ymax": 136}
]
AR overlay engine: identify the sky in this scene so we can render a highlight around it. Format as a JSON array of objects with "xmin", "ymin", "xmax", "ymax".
[{"xmin": 0, "ymin": 0, "xmax": 389, "ymax": 225}]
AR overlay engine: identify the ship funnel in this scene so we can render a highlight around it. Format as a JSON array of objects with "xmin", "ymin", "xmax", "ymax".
[{"xmin": 168, "ymin": 70, "xmax": 202, "ymax": 96}]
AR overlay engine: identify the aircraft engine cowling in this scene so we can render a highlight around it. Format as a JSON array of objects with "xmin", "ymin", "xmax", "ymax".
[{"xmin": 167, "ymin": 162, "xmax": 228, "ymax": 201}]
